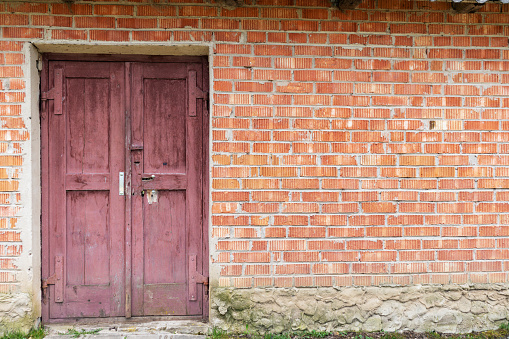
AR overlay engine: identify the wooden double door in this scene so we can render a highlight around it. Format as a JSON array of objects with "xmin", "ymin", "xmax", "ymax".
[{"xmin": 41, "ymin": 56, "xmax": 209, "ymax": 321}]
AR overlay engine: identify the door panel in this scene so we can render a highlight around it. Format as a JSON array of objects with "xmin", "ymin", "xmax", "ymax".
[
  {"xmin": 130, "ymin": 63, "xmax": 205, "ymax": 316},
  {"xmin": 143, "ymin": 78, "xmax": 187, "ymax": 174},
  {"xmin": 46, "ymin": 61, "xmax": 125, "ymax": 319},
  {"xmin": 42, "ymin": 58, "xmax": 208, "ymax": 321},
  {"xmin": 66, "ymin": 78, "xmax": 110, "ymax": 173},
  {"xmin": 66, "ymin": 191, "xmax": 110, "ymax": 286}
]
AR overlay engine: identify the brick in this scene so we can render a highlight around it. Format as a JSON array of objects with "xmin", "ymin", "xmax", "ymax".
[
  {"xmin": 400, "ymin": 251, "xmax": 435, "ymax": 261},
  {"xmin": 215, "ymin": 44, "xmax": 251, "ymax": 55},
  {"xmin": 117, "ymin": 18, "xmax": 157, "ymax": 29},
  {"xmin": 233, "ymin": 253, "xmax": 270, "ymax": 263},
  {"xmin": 2, "ymin": 27, "xmax": 43, "ymax": 39},
  {"xmin": 254, "ymin": 45, "xmax": 292, "ymax": 56},
  {"xmin": 273, "ymin": 215, "xmax": 308, "ymax": 226},
  {"xmin": 75, "ymin": 17, "xmax": 115, "ymax": 28},
  {"xmin": 352, "ymin": 263, "xmax": 388, "ymax": 274},
  {"xmin": 275, "ymin": 58, "xmax": 313, "ymax": 69},
  {"xmin": 295, "ymin": 46, "xmax": 332, "ymax": 56},
  {"xmin": 360, "ymin": 250, "xmax": 397, "ymax": 262},
  {"xmin": 288, "ymin": 33, "xmax": 306, "ymax": 43},
  {"xmin": 437, "ymin": 250, "xmax": 473, "ymax": 261},
  {"xmin": 288, "ymin": 227, "xmax": 325, "ymax": 238},
  {"xmin": 233, "ymin": 57, "xmax": 271, "ymax": 69},
  {"xmin": 214, "ymin": 68, "xmax": 251, "ymax": 80},
  {"xmin": 424, "ymin": 216, "xmax": 460, "ymax": 228},
  {"xmin": 274, "ymin": 264, "xmax": 309, "ymax": 275},
  {"xmin": 437, "ymin": 203, "xmax": 473, "ymax": 214},
  {"xmin": 349, "ymin": 215, "xmax": 385, "ymax": 226},
  {"xmin": 282, "ymin": 203, "xmax": 319, "ymax": 213},
  {"xmin": 301, "ymin": 167, "xmax": 337, "ymax": 177},
  {"xmin": 281, "ymin": 155, "xmax": 316, "ymax": 165},
  {"xmin": 51, "ymin": 29, "xmax": 87, "ymax": 40},
  {"xmin": 362, "ymin": 179, "xmax": 399, "ymax": 189},
  {"xmin": 400, "ymin": 203, "xmax": 435, "ymax": 213},
  {"xmin": 361, "ymin": 201, "xmax": 396, "ymax": 214},
  {"xmin": 383, "ymin": 192, "xmax": 418, "ymax": 202},
  {"xmin": 35, "ymin": 15, "xmax": 74, "ymax": 27}
]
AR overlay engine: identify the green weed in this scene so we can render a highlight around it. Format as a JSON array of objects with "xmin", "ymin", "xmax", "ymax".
[
  {"xmin": 0, "ymin": 331, "xmax": 28, "ymax": 339},
  {"xmin": 381, "ymin": 333, "xmax": 405, "ymax": 339},
  {"xmin": 61, "ymin": 328, "xmax": 101, "ymax": 338},
  {"xmin": 209, "ymin": 327, "xmax": 228, "ymax": 339},
  {"xmin": 302, "ymin": 331, "xmax": 330, "ymax": 339},
  {"xmin": 499, "ymin": 323, "xmax": 509, "ymax": 331},
  {"xmin": 0, "ymin": 327, "xmax": 46, "ymax": 339},
  {"xmin": 263, "ymin": 333, "xmax": 291, "ymax": 339},
  {"xmin": 27, "ymin": 327, "xmax": 46, "ymax": 339},
  {"xmin": 426, "ymin": 332, "xmax": 444, "ymax": 339}
]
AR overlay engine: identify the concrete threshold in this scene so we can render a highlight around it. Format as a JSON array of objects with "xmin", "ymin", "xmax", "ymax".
[{"xmin": 45, "ymin": 320, "xmax": 209, "ymax": 339}]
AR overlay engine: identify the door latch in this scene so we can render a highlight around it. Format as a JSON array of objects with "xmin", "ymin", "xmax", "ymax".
[{"xmin": 119, "ymin": 172, "xmax": 125, "ymax": 196}]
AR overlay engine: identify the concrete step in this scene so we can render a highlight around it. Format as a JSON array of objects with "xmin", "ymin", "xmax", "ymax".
[{"xmin": 45, "ymin": 320, "xmax": 209, "ymax": 339}]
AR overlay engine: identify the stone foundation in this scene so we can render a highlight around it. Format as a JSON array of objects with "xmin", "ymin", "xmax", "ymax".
[
  {"xmin": 0, "ymin": 293, "xmax": 34, "ymax": 333},
  {"xmin": 210, "ymin": 284, "xmax": 509, "ymax": 334}
]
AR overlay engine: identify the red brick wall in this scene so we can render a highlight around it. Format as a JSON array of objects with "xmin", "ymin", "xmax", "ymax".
[{"xmin": 1, "ymin": 0, "xmax": 509, "ymax": 292}]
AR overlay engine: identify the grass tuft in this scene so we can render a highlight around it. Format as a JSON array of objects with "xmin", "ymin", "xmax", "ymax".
[
  {"xmin": 381, "ymin": 333, "xmax": 405, "ymax": 339},
  {"xmin": 61, "ymin": 328, "xmax": 101, "ymax": 338},
  {"xmin": 0, "ymin": 327, "xmax": 46, "ymax": 339},
  {"xmin": 498, "ymin": 323, "xmax": 509, "ymax": 331},
  {"xmin": 209, "ymin": 327, "xmax": 229, "ymax": 339}
]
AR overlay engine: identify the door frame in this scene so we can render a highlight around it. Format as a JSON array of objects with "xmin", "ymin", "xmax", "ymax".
[{"xmin": 40, "ymin": 54, "xmax": 210, "ymax": 323}]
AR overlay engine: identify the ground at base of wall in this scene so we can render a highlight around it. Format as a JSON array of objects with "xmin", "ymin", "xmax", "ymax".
[
  {"xmin": 210, "ymin": 284, "xmax": 509, "ymax": 334},
  {"xmin": 209, "ymin": 327, "xmax": 509, "ymax": 339}
]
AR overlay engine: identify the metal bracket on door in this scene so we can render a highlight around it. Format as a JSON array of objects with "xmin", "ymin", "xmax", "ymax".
[
  {"xmin": 188, "ymin": 70, "xmax": 208, "ymax": 117},
  {"xmin": 42, "ymin": 255, "xmax": 64, "ymax": 304},
  {"xmin": 188, "ymin": 254, "xmax": 208, "ymax": 301},
  {"xmin": 41, "ymin": 67, "xmax": 63, "ymax": 115}
]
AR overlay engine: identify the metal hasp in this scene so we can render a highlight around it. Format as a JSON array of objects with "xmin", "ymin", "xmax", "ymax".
[
  {"xmin": 188, "ymin": 254, "xmax": 208, "ymax": 301},
  {"xmin": 41, "ymin": 67, "xmax": 63, "ymax": 115},
  {"xmin": 188, "ymin": 70, "xmax": 207, "ymax": 117},
  {"xmin": 42, "ymin": 255, "xmax": 64, "ymax": 304}
]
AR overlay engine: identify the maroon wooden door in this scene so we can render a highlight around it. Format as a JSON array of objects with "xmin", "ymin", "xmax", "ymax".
[
  {"xmin": 41, "ymin": 57, "xmax": 208, "ymax": 321},
  {"xmin": 130, "ymin": 62, "xmax": 206, "ymax": 316},
  {"xmin": 42, "ymin": 61, "xmax": 126, "ymax": 319}
]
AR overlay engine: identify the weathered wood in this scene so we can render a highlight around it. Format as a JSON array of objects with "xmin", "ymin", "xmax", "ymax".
[
  {"xmin": 131, "ymin": 62, "xmax": 206, "ymax": 316},
  {"xmin": 452, "ymin": 1, "xmax": 485, "ymax": 13},
  {"xmin": 124, "ymin": 62, "xmax": 133, "ymax": 319},
  {"xmin": 200, "ymin": 57, "xmax": 210, "ymax": 320},
  {"xmin": 331, "ymin": 0, "xmax": 364, "ymax": 10},
  {"xmin": 42, "ymin": 56, "xmax": 209, "ymax": 321},
  {"xmin": 43, "ymin": 61, "xmax": 126, "ymax": 320}
]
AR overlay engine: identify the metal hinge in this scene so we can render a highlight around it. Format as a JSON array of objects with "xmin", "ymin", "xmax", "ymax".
[
  {"xmin": 41, "ymin": 68, "xmax": 63, "ymax": 115},
  {"xmin": 189, "ymin": 254, "xmax": 208, "ymax": 301},
  {"xmin": 42, "ymin": 255, "xmax": 64, "ymax": 304},
  {"xmin": 188, "ymin": 70, "xmax": 208, "ymax": 117},
  {"xmin": 41, "ymin": 272, "xmax": 57, "ymax": 304},
  {"xmin": 40, "ymin": 87, "xmax": 56, "ymax": 101}
]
